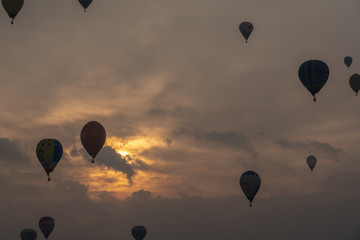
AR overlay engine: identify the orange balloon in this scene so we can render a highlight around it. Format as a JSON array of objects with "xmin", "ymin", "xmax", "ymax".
[{"xmin": 80, "ymin": 121, "xmax": 106, "ymax": 163}]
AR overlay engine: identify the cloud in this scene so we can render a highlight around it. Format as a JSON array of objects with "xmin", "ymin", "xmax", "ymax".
[
  {"xmin": 147, "ymin": 107, "xmax": 197, "ymax": 119},
  {"xmin": 171, "ymin": 126, "xmax": 256, "ymax": 154},
  {"xmin": 127, "ymin": 189, "xmax": 153, "ymax": 201},
  {"xmin": 2, "ymin": 188, "xmax": 359, "ymax": 240},
  {"xmin": 275, "ymin": 139, "xmax": 345, "ymax": 158},
  {"xmin": 95, "ymin": 146, "xmax": 148, "ymax": 185},
  {"xmin": 0, "ymin": 138, "xmax": 28, "ymax": 163},
  {"xmin": 164, "ymin": 138, "xmax": 172, "ymax": 146},
  {"xmin": 202, "ymin": 131, "xmax": 256, "ymax": 153}
]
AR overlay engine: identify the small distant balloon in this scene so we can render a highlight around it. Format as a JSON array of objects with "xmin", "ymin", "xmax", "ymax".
[
  {"xmin": 239, "ymin": 171, "xmax": 261, "ymax": 207},
  {"xmin": 36, "ymin": 139, "xmax": 63, "ymax": 181},
  {"xmin": 239, "ymin": 21, "xmax": 254, "ymax": 43},
  {"xmin": 132, "ymin": 226, "xmax": 147, "ymax": 240},
  {"xmin": 1, "ymin": 0, "xmax": 24, "ymax": 24},
  {"xmin": 39, "ymin": 216, "xmax": 55, "ymax": 239},
  {"xmin": 20, "ymin": 228, "xmax": 37, "ymax": 240},
  {"xmin": 81, "ymin": 121, "xmax": 106, "ymax": 163},
  {"xmin": 298, "ymin": 60, "xmax": 329, "ymax": 102},
  {"xmin": 306, "ymin": 155, "xmax": 317, "ymax": 172},
  {"xmin": 349, "ymin": 73, "xmax": 360, "ymax": 96},
  {"xmin": 344, "ymin": 56, "xmax": 352, "ymax": 69},
  {"xmin": 78, "ymin": 0, "xmax": 93, "ymax": 12}
]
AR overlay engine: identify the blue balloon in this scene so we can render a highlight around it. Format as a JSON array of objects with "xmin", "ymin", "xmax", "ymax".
[
  {"xmin": 344, "ymin": 56, "xmax": 352, "ymax": 69},
  {"xmin": 78, "ymin": 0, "xmax": 93, "ymax": 12},
  {"xmin": 132, "ymin": 226, "xmax": 147, "ymax": 240},
  {"xmin": 20, "ymin": 228, "xmax": 37, "ymax": 240}
]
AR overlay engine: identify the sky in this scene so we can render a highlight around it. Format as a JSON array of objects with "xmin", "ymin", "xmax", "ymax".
[{"xmin": 0, "ymin": 0, "xmax": 360, "ymax": 239}]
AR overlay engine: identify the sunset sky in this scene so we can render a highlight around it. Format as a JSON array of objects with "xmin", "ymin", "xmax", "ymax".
[{"xmin": 1, "ymin": 0, "xmax": 360, "ymax": 239}]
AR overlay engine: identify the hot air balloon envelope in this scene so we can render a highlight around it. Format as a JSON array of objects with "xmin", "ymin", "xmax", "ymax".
[
  {"xmin": 78, "ymin": 0, "xmax": 93, "ymax": 11},
  {"xmin": 239, "ymin": 21, "xmax": 254, "ymax": 43},
  {"xmin": 39, "ymin": 216, "xmax": 55, "ymax": 239},
  {"xmin": 20, "ymin": 228, "xmax": 37, "ymax": 240},
  {"xmin": 1, "ymin": 0, "xmax": 23, "ymax": 23},
  {"xmin": 81, "ymin": 121, "xmax": 106, "ymax": 163},
  {"xmin": 132, "ymin": 226, "xmax": 147, "ymax": 240},
  {"xmin": 239, "ymin": 170, "xmax": 261, "ymax": 207},
  {"xmin": 344, "ymin": 56, "xmax": 352, "ymax": 69},
  {"xmin": 306, "ymin": 155, "xmax": 317, "ymax": 172},
  {"xmin": 36, "ymin": 139, "xmax": 63, "ymax": 181},
  {"xmin": 349, "ymin": 73, "xmax": 360, "ymax": 96},
  {"xmin": 298, "ymin": 60, "xmax": 329, "ymax": 101}
]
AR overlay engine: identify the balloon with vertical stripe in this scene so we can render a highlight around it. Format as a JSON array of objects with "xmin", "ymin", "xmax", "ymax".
[{"xmin": 36, "ymin": 139, "xmax": 63, "ymax": 181}]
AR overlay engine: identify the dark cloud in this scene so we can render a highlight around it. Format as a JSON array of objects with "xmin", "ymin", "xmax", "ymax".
[
  {"xmin": 0, "ymin": 138, "xmax": 28, "ymax": 163},
  {"xmin": 95, "ymin": 146, "xmax": 148, "ymax": 184},
  {"xmin": 147, "ymin": 107, "xmax": 197, "ymax": 118},
  {"xmin": 147, "ymin": 108, "xmax": 168, "ymax": 117},
  {"xmin": 171, "ymin": 125, "xmax": 194, "ymax": 137},
  {"xmin": 127, "ymin": 189, "xmax": 153, "ymax": 201},
  {"xmin": 69, "ymin": 147, "xmax": 80, "ymax": 157},
  {"xmin": 171, "ymin": 126, "xmax": 256, "ymax": 154},
  {"xmin": 275, "ymin": 139, "xmax": 345, "ymax": 158},
  {"xmin": 141, "ymin": 146, "xmax": 201, "ymax": 165},
  {"xmin": 95, "ymin": 146, "xmax": 135, "ymax": 184},
  {"xmin": 164, "ymin": 138, "xmax": 172, "ymax": 146},
  {"xmin": 202, "ymin": 131, "xmax": 255, "ymax": 153},
  {"xmin": 2, "ymin": 189, "xmax": 359, "ymax": 240}
]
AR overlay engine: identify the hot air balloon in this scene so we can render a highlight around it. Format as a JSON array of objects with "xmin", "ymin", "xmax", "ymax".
[
  {"xmin": 239, "ymin": 171, "xmax": 261, "ymax": 207},
  {"xmin": 1, "ymin": 0, "xmax": 23, "ymax": 24},
  {"xmin": 306, "ymin": 155, "xmax": 317, "ymax": 172},
  {"xmin": 239, "ymin": 21, "xmax": 254, "ymax": 43},
  {"xmin": 349, "ymin": 73, "xmax": 360, "ymax": 96},
  {"xmin": 344, "ymin": 56, "xmax": 352, "ymax": 69},
  {"xmin": 298, "ymin": 60, "xmax": 329, "ymax": 102},
  {"xmin": 78, "ymin": 0, "xmax": 93, "ymax": 12},
  {"xmin": 132, "ymin": 226, "xmax": 147, "ymax": 240},
  {"xmin": 39, "ymin": 216, "xmax": 55, "ymax": 239},
  {"xmin": 81, "ymin": 121, "xmax": 106, "ymax": 163},
  {"xmin": 36, "ymin": 139, "xmax": 63, "ymax": 181},
  {"xmin": 20, "ymin": 228, "xmax": 37, "ymax": 240}
]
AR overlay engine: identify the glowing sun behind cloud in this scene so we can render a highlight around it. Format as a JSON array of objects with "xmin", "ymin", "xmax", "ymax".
[
  {"xmin": 76, "ymin": 132, "xmax": 170, "ymax": 200},
  {"xmin": 117, "ymin": 150, "xmax": 128, "ymax": 157}
]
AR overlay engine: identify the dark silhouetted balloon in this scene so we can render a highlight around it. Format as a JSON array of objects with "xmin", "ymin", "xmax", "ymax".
[
  {"xmin": 1, "ymin": 0, "xmax": 23, "ymax": 24},
  {"xmin": 81, "ymin": 121, "xmax": 106, "ymax": 163},
  {"xmin": 349, "ymin": 73, "xmax": 360, "ymax": 96},
  {"xmin": 306, "ymin": 155, "xmax": 317, "ymax": 172},
  {"xmin": 20, "ymin": 228, "xmax": 37, "ymax": 240},
  {"xmin": 132, "ymin": 226, "xmax": 147, "ymax": 240},
  {"xmin": 78, "ymin": 0, "xmax": 93, "ymax": 12},
  {"xmin": 239, "ymin": 21, "xmax": 254, "ymax": 43},
  {"xmin": 39, "ymin": 216, "xmax": 55, "ymax": 239},
  {"xmin": 239, "ymin": 171, "xmax": 261, "ymax": 207},
  {"xmin": 298, "ymin": 60, "xmax": 329, "ymax": 102},
  {"xmin": 36, "ymin": 139, "xmax": 63, "ymax": 181},
  {"xmin": 344, "ymin": 56, "xmax": 352, "ymax": 69}
]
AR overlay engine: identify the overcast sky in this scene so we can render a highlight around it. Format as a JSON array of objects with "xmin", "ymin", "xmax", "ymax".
[{"xmin": 0, "ymin": 0, "xmax": 360, "ymax": 239}]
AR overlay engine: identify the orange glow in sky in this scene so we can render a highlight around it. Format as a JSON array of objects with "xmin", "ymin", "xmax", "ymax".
[{"xmin": 73, "ymin": 134, "xmax": 170, "ymax": 200}]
